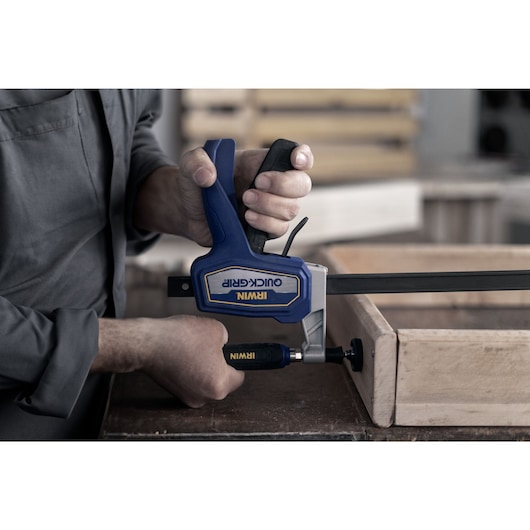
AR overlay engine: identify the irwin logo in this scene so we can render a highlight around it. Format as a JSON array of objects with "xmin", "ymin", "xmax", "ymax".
[
  {"xmin": 229, "ymin": 352, "xmax": 256, "ymax": 360},
  {"xmin": 236, "ymin": 291, "xmax": 267, "ymax": 300}
]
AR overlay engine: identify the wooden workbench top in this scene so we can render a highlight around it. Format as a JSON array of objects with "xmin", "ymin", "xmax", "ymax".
[
  {"xmin": 100, "ymin": 364, "xmax": 530, "ymax": 441},
  {"xmin": 103, "ymin": 288, "xmax": 530, "ymax": 440}
]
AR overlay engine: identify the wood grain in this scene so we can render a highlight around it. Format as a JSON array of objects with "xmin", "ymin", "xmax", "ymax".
[{"xmin": 396, "ymin": 328, "xmax": 530, "ymax": 426}]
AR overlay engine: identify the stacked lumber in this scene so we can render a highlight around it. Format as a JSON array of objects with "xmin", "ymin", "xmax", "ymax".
[{"xmin": 180, "ymin": 89, "xmax": 419, "ymax": 183}]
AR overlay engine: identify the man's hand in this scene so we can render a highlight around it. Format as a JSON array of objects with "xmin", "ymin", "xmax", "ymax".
[
  {"xmin": 235, "ymin": 145, "xmax": 313, "ymax": 241},
  {"xmin": 93, "ymin": 315, "xmax": 245, "ymax": 408},
  {"xmin": 134, "ymin": 143, "xmax": 313, "ymax": 246}
]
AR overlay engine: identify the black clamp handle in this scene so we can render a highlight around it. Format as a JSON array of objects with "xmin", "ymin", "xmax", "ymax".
[{"xmin": 245, "ymin": 139, "xmax": 299, "ymax": 254}]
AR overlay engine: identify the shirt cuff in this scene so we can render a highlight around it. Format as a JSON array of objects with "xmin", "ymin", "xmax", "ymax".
[{"xmin": 17, "ymin": 308, "xmax": 99, "ymax": 419}]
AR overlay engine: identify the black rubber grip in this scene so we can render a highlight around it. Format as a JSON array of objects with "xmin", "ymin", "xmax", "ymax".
[
  {"xmin": 245, "ymin": 139, "xmax": 298, "ymax": 254},
  {"xmin": 223, "ymin": 342, "xmax": 290, "ymax": 370}
]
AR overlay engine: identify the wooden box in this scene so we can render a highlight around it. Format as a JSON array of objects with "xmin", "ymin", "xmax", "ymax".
[{"xmin": 316, "ymin": 244, "xmax": 530, "ymax": 428}]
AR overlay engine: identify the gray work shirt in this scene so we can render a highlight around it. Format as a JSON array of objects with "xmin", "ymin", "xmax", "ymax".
[{"xmin": 0, "ymin": 89, "xmax": 173, "ymax": 439}]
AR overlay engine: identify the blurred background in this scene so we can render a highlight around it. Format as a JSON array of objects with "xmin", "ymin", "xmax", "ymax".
[{"xmin": 125, "ymin": 89, "xmax": 530, "ymax": 315}]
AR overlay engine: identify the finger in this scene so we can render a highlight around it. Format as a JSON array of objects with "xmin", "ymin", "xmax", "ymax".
[
  {"xmin": 233, "ymin": 145, "xmax": 313, "ymax": 201},
  {"xmin": 217, "ymin": 320, "xmax": 229, "ymax": 345},
  {"xmin": 180, "ymin": 147, "xmax": 217, "ymax": 188},
  {"xmin": 185, "ymin": 398, "xmax": 208, "ymax": 409},
  {"xmin": 242, "ymin": 189, "xmax": 300, "ymax": 222},
  {"xmin": 244, "ymin": 209, "xmax": 291, "ymax": 239},
  {"xmin": 225, "ymin": 366, "xmax": 246, "ymax": 393},
  {"xmin": 291, "ymin": 144, "xmax": 314, "ymax": 170},
  {"xmin": 184, "ymin": 356, "xmax": 245, "ymax": 407},
  {"xmin": 253, "ymin": 169, "xmax": 312, "ymax": 199},
  {"xmin": 206, "ymin": 363, "xmax": 245, "ymax": 402}
]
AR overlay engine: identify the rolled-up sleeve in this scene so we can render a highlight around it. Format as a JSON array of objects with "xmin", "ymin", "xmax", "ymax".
[
  {"xmin": 0, "ymin": 296, "xmax": 99, "ymax": 418},
  {"xmin": 125, "ymin": 89, "xmax": 175, "ymax": 255}
]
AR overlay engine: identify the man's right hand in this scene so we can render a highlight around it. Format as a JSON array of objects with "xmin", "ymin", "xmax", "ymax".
[{"xmin": 93, "ymin": 315, "xmax": 245, "ymax": 408}]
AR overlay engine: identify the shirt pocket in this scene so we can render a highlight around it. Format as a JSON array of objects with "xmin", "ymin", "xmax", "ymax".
[
  {"xmin": 0, "ymin": 90, "xmax": 105, "ymax": 297},
  {"xmin": 0, "ymin": 91, "xmax": 76, "ymax": 142}
]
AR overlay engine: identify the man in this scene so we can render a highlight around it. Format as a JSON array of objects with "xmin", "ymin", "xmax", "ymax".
[{"xmin": 0, "ymin": 89, "xmax": 313, "ymax": 439}]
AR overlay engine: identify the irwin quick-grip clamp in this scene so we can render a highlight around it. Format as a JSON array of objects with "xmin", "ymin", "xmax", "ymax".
[{"xmin": 168, "ymin": 138, "xmax": 363, "ymax": 372}]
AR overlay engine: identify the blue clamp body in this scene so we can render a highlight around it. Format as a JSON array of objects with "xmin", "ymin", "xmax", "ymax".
[{"xmin": 190, "ymin": 138, "xmax": 312, "ymax": 324}]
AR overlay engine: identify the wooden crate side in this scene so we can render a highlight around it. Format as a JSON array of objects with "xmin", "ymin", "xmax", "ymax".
[
  {"xmin": 324, "ymin": 244, "xmax": 530, "ymax": 307},
  {"xmin": 315, "ymin": 250, "xmax": 397, "ymax": 427},
  {"xmin": 324, "ymin": 244, "xmax": 530, "ymax": 273},
  {"xmin": 311, "ymin": 144, "xmax": 416, "ymax": 182},
  {"xmin": 255, "ymin": 89, "xmax": 418, "ymax": 108},
  {"xmin": 181, "ymin": 89, "xmax": 250, "ymax": 108},
  {"xmin": 252, "ymin": 113, "xmax": 418, "ymax": 144},
  {"xmin": 395, "ymin": 328, "xmax": 530, "ymax": 426},
  {"xmin": 184, "ymin": 89, "xmax": 418, "ymax": 109}
]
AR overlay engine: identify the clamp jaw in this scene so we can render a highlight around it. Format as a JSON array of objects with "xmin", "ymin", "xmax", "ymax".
[{"xmin": 168, "ymin": 138, "xmax": 362, "ymax": 371}]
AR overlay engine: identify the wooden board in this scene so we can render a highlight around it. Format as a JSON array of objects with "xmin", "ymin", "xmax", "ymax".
[
  {"xmin": 101, "ymin": 364, "xmax": 365, "ymax": 441},
  {"xmin": 310, "ymin": 144, "xmax": 416, "ymax": 180},
  {"xmin": 316, "ymin": 243, "xmax": 530, "ymax": 427},
  {"xmin": 314, "ymin": 248, "xmax": 397, "ymax": 427},
  {"xmin": 181, "ymin": 89, "xmax": 249, "ymax": 107},
  {"xmin": 395, "ymin": 328, "xmax": 530, "ymax": 426},
  {"xmin": 182, "ymin": 89, "xmax": 417, "ymax": 110},
  {"xmin": 181, "ymin": 111, "xmax": 418, "ymax": 143},
  {"xmin": 254, "ymin": 89, "xmax": 417, "ymax": 108},
  {"xmin": 101, "ymin": 363, "xmax": 530, "ymax": 440},
  {"xmin": 251, "ymin": 113, "xmax": 418, "ymax": 144}
]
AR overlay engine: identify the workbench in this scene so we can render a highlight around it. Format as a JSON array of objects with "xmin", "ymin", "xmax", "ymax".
[
  {"xmin": 99, "ymin": 366, "xmax": 530, "ymax": 441},
  {"xmin": 99, "ymin": 304, "xmax": 530, "ymax": 441}
]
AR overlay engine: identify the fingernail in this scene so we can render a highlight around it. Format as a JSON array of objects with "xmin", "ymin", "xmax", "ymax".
[
  {"xmin": 243, "ymin": 190, "xmax": 258, "ymax": 205},
  {"xmin": 295, "ymin": 150, "xmax": 309, "ymax": 167},
  {"xmin": 193, "ymin": 166, "xmax": 213, "ymax": 187}
]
